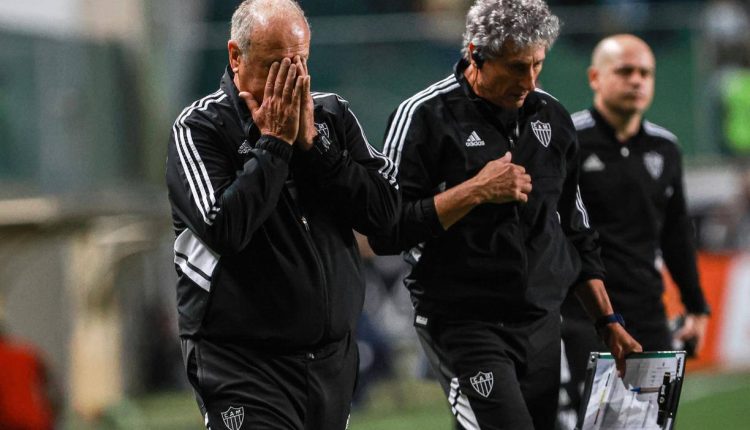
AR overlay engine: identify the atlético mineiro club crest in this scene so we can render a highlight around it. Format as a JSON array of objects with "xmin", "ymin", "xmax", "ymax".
[
  {"xmin": 531, "ymin": 120, "xmax": 552, "ymax": 148},
  {"xmin": 315, "ymin": 122, "xmax": 330, "ymax": 138},
  {"xmin": 643, "ymin": 151, "xmax": 664, "ymax": 180},
  {"xmin": 470, "ymin": 371, "xmax": 494, "ymax": 398},
  {"xmin": 221, "ymin": 406, "xmax": 244, "ymax": 430}
]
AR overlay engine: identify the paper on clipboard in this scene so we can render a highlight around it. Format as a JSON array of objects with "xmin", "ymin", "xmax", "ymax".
[{"xmin": 577, "ymin": 351, "xmax": 686, "ymax": 430}]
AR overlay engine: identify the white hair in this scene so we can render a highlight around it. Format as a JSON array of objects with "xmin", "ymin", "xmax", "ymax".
[
  {"xmin": 462, "ymin": 0, "xmax": 560, "ymax": 60},
  {"xmin": 230, "ymin": 0, "xmax": 308, "ymax": 57}
]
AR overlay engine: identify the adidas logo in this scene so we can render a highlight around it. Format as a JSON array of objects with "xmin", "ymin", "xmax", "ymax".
[
  {"xmin": 465, "ymin": 131, "xmax": 485, "ymax": 147},
  {"xmin": 238, "ymin": 140, "xmax": 252, "ymax": 155},
  {"xmin": 582, "ymin": 153, "xmax": 605, "ymax": 172}
]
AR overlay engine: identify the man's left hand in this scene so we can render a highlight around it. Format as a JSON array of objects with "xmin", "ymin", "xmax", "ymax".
[
  {"xmin": 674, "ymin": 313, "xmax": 709, "ymax": 355},
  {"xmin": 295, "ymin": 56, "xmax": 316, "ymax": 150},
  {"xmin": 603, "ymin": 323, "xmax": 643, "ymax": 378}
]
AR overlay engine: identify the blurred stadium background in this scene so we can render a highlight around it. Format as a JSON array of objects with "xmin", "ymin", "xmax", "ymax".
[{"xmin": 0, "ymin": 0, "xmax": 748, "ymax": 428}]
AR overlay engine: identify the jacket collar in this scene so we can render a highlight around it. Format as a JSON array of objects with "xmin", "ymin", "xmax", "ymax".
[
  {"xmin": 221, "ymin": 66, "xmax": 256, "ymax": 137},
  {"xmin": 589, "ymin": 107, "xmax": 646, "ymax": 145},
  {"xmin": 453, "ymin": 58, "xmax": 546, "ymax": 131}
]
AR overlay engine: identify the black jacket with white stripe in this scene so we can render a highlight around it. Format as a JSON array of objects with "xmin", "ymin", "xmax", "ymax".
[
  {"xmin": 562, "ymin": 108, "xmax": 709, "ymax": 321},
  {"xmin": 369, "ymin": 60, "xmax": 604, "ymax": 320},
  {"xmin": 166, "ymin": 67, "xmax": 399, "ymax": 347}
]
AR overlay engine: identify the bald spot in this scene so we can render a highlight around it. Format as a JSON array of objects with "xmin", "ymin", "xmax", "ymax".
[
  {"xmin": 248, "ymin": 0, "xmax": 308, "ymax": 47},
  {"xmin": 591, "ymin": 34, "xmax": 654, "ymax": 69}
]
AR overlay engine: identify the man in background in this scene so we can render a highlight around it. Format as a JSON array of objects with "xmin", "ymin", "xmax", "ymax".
[
  {"xmin": 165, "ymin": 0, "xmax": 398, "ymax": 428},
  {"xmin": 559, "ymin": 34, "xmax": 711, "ymax": 427}
]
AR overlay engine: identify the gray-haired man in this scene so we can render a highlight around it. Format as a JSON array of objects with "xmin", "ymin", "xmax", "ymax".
[
  {"xmin": 369, "ymin": 1, "xmax": 641, "ymax": 428},
  {"xmin": 166, "ymin": 0, "xmax": 398, "ymax": 428}
]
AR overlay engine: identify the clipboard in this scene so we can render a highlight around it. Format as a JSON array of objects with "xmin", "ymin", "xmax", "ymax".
[{"xmin": 576, "ymin": 351, "xmax": 686, "ymax": 430}]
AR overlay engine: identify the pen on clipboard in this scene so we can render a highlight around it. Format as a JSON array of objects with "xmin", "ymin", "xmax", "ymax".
[
  {"xmin": 630, "ymin": 386, "xmax": 661, "ymax": 394},
  {"xmin": 594, "ymin": 372, "xmax": 613, "ymax": 424}
]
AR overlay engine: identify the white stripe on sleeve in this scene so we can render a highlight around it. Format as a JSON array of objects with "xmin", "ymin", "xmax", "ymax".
[
  {"xmin": 173, "ymin": 90, "xmax": 227, "ymax": 224},
  {"xmin": 575, "ymin": 185, "xmax": 590, "ymax": 228},
  {"xmin": 382, "ymin": 76, "xmax": 459, "ymax": 178}
]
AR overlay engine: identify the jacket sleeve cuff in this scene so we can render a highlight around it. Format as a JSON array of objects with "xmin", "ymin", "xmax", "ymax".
[
  {"xmin": 684, "ymin": 301, "xmax": 711, "ymax": 316},
  {"xmin": 420, "ymin": 197, "xmax": 444, "ymax": 235},
  {"xmin": 576, "ymin": 271, "xmax": 606, "ymax": 286},
  {"xmin": 255, "ymin": 135, "xmax": 293, "ymax": 163}
]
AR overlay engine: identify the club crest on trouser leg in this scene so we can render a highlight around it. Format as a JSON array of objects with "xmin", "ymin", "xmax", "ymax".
[
  {"xmin": 531, "ymin": 120, "xmax": 552, "ymax": 148},
  {"xmin": 643, "ymin": 151, "xmax": 664, "ymax": 179},
  {"xmin": 470, "ymin": 371, "xmax": 494, "ymax": 398},
  {"xmin": 221, "ymin": 406, "xmax": 245, "ymax": 430}
]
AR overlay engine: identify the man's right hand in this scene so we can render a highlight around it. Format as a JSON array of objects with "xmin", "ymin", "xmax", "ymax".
[
  {"xmin": 603, "ymin": 323, "xmax": 643, "ymax": 377},
  {"xmin": 239, "ymin": 57, "xmax": 305, "ymax": 145},
  {"xmin": 434, "ymin": 152, "xmax": 532, "ymax": 229},
  {"xmin": 471, "ymin": 152, "xmax": 532, "ymax": 204}
]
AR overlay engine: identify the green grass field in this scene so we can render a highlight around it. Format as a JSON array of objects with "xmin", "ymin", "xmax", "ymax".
[
  {"xmin": 350, "ymin": 371, "xmax": 750, "ymax": 430},
  {"xmin": 67, "ymin": 370, "xmax": 750, "ymax": 429}
]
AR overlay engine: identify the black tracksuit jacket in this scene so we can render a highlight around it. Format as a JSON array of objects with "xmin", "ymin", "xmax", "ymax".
[
  {"xmin": 562, "ymin": 108, "xmax": 709, "ymax": 322},
  {"xmin": 166, "ymin": 67, "xmax": 399, "ymax": 349},
  {"xmin": 369, "ymin": 60, "xmax": 604, "ymax": 321}
]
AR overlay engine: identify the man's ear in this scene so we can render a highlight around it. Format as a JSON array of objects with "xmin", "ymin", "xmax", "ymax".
[
  {"xmin": 587, "ymin": 66, "xmax": 598, "ymax": 92},
  {"xmin": 228, "ymin": 40, "xmax": 242, "ymax": 73}
]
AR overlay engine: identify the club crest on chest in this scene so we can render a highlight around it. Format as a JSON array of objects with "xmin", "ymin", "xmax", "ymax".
[
  {"xmin": 531, "ymin": 120, "xmax": 552, "ymax": 148},
  {"xmin": 643, "ymin": 151, "xmax": 664, "ymax": 179},
  {"xmin": 315, "ymin": 122, "xmax": 330, "ymax": 139}
]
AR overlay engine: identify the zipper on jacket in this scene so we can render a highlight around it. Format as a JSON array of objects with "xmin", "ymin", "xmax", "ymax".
[
  {"xmin": 284, "ymin": 178, "xmax": 330, "ymax": 337},
  {"xmin": 508, "ymin": 120, "xmax": 520, "ymax": 150},
  {"xmin": 291, "ymin": 182, "xmax": 311, "ymax": 233},
  {"xmin": 296, "ymin": 210, "xmax": 330, "ymax": 340},
  {"xmin": 514, "ymin": 205, "xmax": 529, "ymax": 287}
]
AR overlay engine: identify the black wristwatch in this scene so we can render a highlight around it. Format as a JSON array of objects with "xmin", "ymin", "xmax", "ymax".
[
  {"xmin": 595, "ymin": 313, "xmax": 625, "ymax": 335},
  {"xmin": 594, "ymin": 313, "xmax": 625, "ymax": 343}
]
